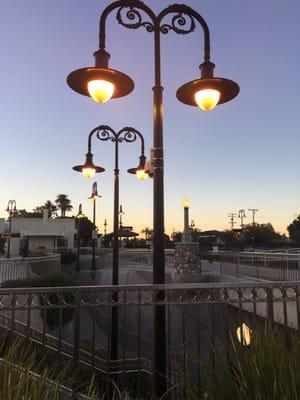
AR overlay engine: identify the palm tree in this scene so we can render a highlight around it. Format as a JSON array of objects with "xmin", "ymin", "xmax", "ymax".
[
  {"xmin": 55, "ymin": 194, "xmax": 73, "ymax": 217},
  {"xmin": 141, "ymin": 227, "xmax": 153, "ymax": 241},
  {"xmin": 44, "ymin": 200, "xmax": 57, "ymax": 218}
]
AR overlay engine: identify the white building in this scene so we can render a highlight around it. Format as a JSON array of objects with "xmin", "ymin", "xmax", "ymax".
[{"xmin": 0, "ymin": 210, "xmax": 76, "ymax": 257}]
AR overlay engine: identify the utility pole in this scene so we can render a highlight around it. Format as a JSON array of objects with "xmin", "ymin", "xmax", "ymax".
[
  {"xmin": 228, "ymin": 213, "xmax": 237, "ymax": 230},
  {"xmin": 238, "ymin": 209, "xmax": 246, "ymax": 228},
  {"xmin": 248, "ymin": 209, "xmax": 259, "ymax": 225}
]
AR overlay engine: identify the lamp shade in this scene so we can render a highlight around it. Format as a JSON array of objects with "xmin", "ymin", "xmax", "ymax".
[
  {"xmin": 127, "ymin": 155, "xmax": 148, "ymax": 181},
  {"xmin": 67, "ymin": 48, "xmax": 134, "ymax": 101},
  {"xmin": 73, "ymin": 152, "xmax": 105, "ymax": 180},
  {"xmin": 67, "ymin": 67, "xmax": 134, "ymax": 100},
  {"xmin": 177, "ymin": 77, "xmax": 239, "ymax": 108}
]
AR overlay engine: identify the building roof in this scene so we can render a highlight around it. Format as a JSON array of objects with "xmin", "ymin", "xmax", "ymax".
[{"xmin": 22, "ymin": 228, "xmax": 64, "ymax": 237}]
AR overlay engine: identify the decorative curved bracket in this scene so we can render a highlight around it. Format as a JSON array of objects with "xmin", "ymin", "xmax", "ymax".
[
  {"xmin": 116, "ymin": 5, "xmax": 154, "ymax": 32},
  {"xmin": 99, "ymin": 1, "xmax": 211, "ymax": 61},
  {"xmin": 88, "ymin": 125, "xmax": 145, "ymax": 155}
]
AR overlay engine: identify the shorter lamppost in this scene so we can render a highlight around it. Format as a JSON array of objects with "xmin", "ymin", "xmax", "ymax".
[
  {"xmin": 103, "ymin": 218, "xmax": 108, "ymax": 247},
  {"xmin": 73, "ymin": 124, "xmax": 148, "ymax": 361},
  {"xmin": 182, "ymin": 196, "xmax": 192, "ymax": 243},
  {"xmin": 118, "ymin": 205, "xmax": 125, "ymax": 249},
  {"xmin": 119, "ymin": 205, "xmax": 124, "ymax": 230},
  {"xmin": 76, "ymin": 204, "xmax": 85, "ymax": 272},
  {"xmin": 5, "ymin": 200, "xmax": 17, "ymax": 258},
  {"xmin": 174, "ymin": 196, "xmax": 200, "ymax": 274},
  {"xmin": 89, "ymin": 182, "xmax": 101, "ymax": 270}
]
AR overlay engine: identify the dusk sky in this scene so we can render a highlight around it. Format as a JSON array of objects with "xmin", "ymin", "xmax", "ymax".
[{"xmin": 1, "ymin": 0, "xmax": 300, "ymax": 235}]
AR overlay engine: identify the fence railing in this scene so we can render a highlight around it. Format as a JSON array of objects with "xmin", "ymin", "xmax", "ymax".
[
  {"xmin": 0, "ymin": 254, "xmax": 61, "ymax": 285},
  {"xmin": 199, "ymin": 251, "xmax": 300, "ymax": 281},
  {"xmin": 0, "ymin": 281, "xmax": 299, "ymax": 398}
]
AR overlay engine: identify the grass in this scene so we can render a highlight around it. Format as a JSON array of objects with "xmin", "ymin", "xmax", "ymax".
[
  {"xmin": 0, "ymin": 333, "xmax": 139, "ymax": 399},
  {"xmin": 175, "ymin": 324, "xmax": 300, "ymax": 400}
]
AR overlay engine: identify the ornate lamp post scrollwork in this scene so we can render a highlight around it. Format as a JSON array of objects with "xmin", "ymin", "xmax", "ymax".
[{"xmin": 67, "ymin": 1, "xmax": 239, "ymax": 395}]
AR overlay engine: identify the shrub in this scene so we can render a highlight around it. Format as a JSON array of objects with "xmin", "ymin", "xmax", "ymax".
[
  {"xmin": 2, "ymin": 271, "xmax": 76, "ymax": 328},
  {"xmin": 60, "ymin": 251, "xmax": 77, "ymax": 264},
  {"xmin": 176, "ymin": 325, "xmax": 300, "ymax": 400}
]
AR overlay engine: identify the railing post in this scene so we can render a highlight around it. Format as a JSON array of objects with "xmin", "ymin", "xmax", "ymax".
[
  {"xmin": 266, "ymin": 287, "xmax": 274, "ymax": 323},
  {"xmin": 73, "ymin": 291, "xmax": 81, "ymax": 363}
]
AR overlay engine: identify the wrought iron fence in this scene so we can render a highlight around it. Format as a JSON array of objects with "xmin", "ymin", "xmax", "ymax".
[
  {"xmin": 0, "ymin": 281, "xmax": 299, "ymax": 398},
  {"xmin": 0, "ymin": 254, "xmax": 61, "ymax": 285},
  {"xmin": 200, "ymin": 251, "xmax": 300, "ymax": 281}
]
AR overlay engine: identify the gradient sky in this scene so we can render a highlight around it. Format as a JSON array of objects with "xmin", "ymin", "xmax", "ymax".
[{"xmin": 1, "ymin": 0, "xmax": 300, "ymax": 235}]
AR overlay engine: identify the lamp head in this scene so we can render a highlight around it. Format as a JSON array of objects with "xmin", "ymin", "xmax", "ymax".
[
  {"xmin": 177, "ymin": 61, "xmax": 239, "ymax": 111},
  {"xmin": 89, "ymin": 190, "xmax": 101, "ymax": 201},
  {"xmin": 127, "ymin": 155, "xmax": 149, "ymax": 181},
  {"xmin": 76, "ymin": 203, "xmax": 85, "ymax": 219},
  {"xmin": 73, "ymin": 152, "xmax": 105, "ymax": 180},
  {"xmin": 67, "ymin": 49, "xmax": 134, "ymax": 103},
  {"xmin": 182, "ymin": 196, "xmax": 190, "ymax": 208}
]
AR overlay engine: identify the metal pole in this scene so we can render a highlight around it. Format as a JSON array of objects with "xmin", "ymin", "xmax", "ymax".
[
  {"xmin": 111, "ymin": 139, "xmax": 119, "ymax": 362},
  {"xmin": 76, "ymin": 220, "xmax": 80, "ymax": 272},
  {"xmin": 152, "ymin": 20, "xmax": 167, "ymax": 396},
  {"xmin": 7, "ymin": 211, "xmax": 12, "ymax": 258},
  {"xmin": 92, "ymin": 198, "xmax": 96, "ymax": 270}
]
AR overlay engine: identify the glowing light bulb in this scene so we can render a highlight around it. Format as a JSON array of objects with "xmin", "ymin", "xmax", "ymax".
[
  {"xmin": 87, "ymin": 80, "xmax": 115, "ymax": 103},
  {"xmin": 195, "ymin": 89, "xmax": 220, "ymax": 111},
  {"xmin": 82, "ymin": 168, "xmax": 96, "ymax": 179},
  {"xmin": 182, "ymin": 196, "xmax": 190, "ymax": 208},
  {"xmin": 136, "ymin": 170, "xmax": 149, "ymax": 181},
  {"xmin": 237, "ymin": 323, "xmax": 251, "ymax": 346}
]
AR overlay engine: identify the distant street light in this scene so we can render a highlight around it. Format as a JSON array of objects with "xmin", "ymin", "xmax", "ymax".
[
  {"xmin": 238, "ymin": 209, "xmax": 247, "ymax": 229},
  {"xmin": 104, "ymin": 218, "xmax": 107, "ymax": 237},
  {"xmin": 119, "ymin": 204, "xmax": 125, "ymax": 230},
  {"xmin": 73, "ymin": 125, "xmax": 147, "ymax": 361},
  {"xmin": 5, "ymin": 200, "xmax": 17, "ymax": 258},
  {"xmin": 182, "ymin": 196, "xmax": 192, "ymax": 243},
  {"xmin": 89, "ymin": 182, "xmax": 101, "ymax": 270}
]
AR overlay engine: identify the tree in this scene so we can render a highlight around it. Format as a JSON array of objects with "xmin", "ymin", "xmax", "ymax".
[
  {"xmin": 243, "ymin": 223, "xmax": 282, "ymax": 247},
  {"xmin": 13, "ymin": 209, "xmax": 43, "ymax": 218},
  {"xmin": 55, "ymin": 194, "xmax": 73, "ymax": 217},
  {"xmin": 76, "ymin": 217, "xmax": 94, "ymax": 245},
  {"xmin": 141, "ymin": 227, "xmax": 153, "ymax": 241},
  {"xmin": 287, "ymin": 215, "xmax": 300, "ymax": 244},
  {"xmin": 32, "ymin": 206, "xmax": 44, "ymax": 215},
  {"xmin": 44, "ymin": 200, "xmax": 57, "ymax": 218},
  {"xmin": 171, "ymin": 231, "xmax": 182, "ymax": 242}
]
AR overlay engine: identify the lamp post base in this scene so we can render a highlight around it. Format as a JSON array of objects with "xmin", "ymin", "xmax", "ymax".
[{"xmin": 174, "ymin": 242, "xmax": 200, "ymax": 274}]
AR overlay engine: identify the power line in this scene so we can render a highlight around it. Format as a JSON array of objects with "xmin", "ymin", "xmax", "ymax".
[
  {"xmin": 248, "ymin": 209, "xmax": 259, "ymax": 225},
  {"xmin": 228, "ymin": 213, "xmax": 237, "ymax": 230}
]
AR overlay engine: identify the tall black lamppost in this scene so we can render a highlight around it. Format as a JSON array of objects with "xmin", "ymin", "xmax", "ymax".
[
  {"xmin": 76, "ymin": 204, "xmax": 85, "ymax": 272},
  {"xmin": 67, "ymin": 1, "xmax": 239, "ymax": 394},
  {"xmin": 5, "ymin": 200, "xmax": 17, "ymax": 258},
  {"xmin": 89, "ymin": 182, "xmax": 101, "ymax": 270},
  {"xmin": 73, "ymin": 124, "xmax": 148, "ymax": 361}
]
